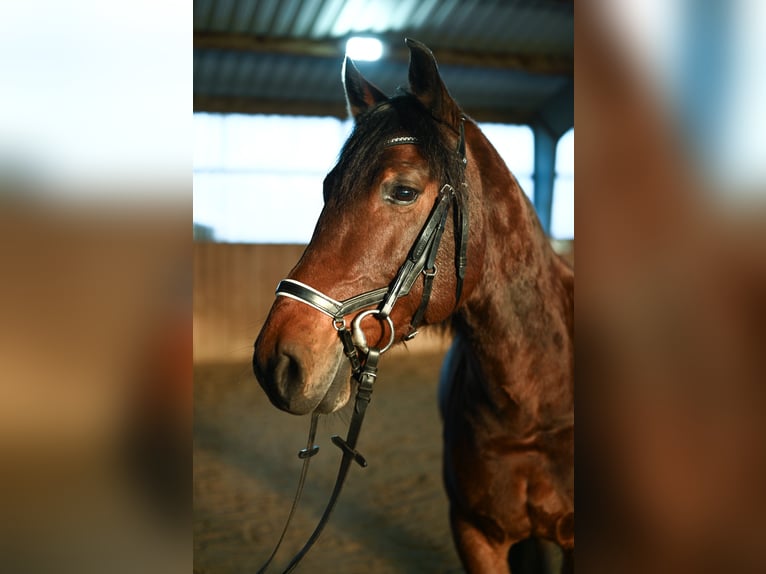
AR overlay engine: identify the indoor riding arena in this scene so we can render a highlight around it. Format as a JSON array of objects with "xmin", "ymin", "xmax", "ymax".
[{"xmin": 193, "ymin": 1, "xmax": 573, "ymax": 572}]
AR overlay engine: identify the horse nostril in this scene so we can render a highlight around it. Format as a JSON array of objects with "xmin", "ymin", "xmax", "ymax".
[
  {"xmin": 273, "ymin": 350, "xmax": 303, "ymax": 392},
  {"xmin": 254, "ymin": 345, "xmax": 317, "ymax": 415}
]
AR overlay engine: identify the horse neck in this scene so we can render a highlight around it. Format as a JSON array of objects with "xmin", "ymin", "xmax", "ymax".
[{"xmin": 455, "ymin": 131, "xmax": 574, "ymax": 425}]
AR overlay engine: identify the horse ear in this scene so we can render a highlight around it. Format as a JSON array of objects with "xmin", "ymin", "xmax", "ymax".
[
  {"xmin": 343, "ymin": 57, "xmax": 388, "ymax": 119},
  {"xmin": 406, "ymin": 38, "xmax": 461, "ymax": 128}
]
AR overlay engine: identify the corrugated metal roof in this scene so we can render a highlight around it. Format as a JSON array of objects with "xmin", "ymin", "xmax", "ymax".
[
  {"xmin": 193, "ymin": 0, "xmax": 573, "ymax": 126},
  {"xmin": 195, "ymin": 0, "xmax": 572, "ymax": 52}
]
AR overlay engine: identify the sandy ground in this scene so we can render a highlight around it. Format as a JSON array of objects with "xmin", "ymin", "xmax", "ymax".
[{"xmin": 194, "ymin": 345, "xmax": 464, "ymax": 574}]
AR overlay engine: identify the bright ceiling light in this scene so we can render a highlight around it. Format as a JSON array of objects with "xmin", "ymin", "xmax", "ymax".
[{"xmin": 345, "ymin": 37, "xmax": 383, "ymax": 61}]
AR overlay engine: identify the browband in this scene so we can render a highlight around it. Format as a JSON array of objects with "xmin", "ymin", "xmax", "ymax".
[{"xmin": 384, "ymin": 136, "xmax": 419, "ymax": 147}]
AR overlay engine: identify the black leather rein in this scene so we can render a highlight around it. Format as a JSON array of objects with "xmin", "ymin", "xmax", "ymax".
[{"xmin": 257, "ymin": 120, "xmax": 468, "ymax": 573}]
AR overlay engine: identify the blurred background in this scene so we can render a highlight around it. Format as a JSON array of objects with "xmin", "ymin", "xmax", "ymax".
[
  {"xmin": 0, "ymin": 1, "xmax": 191, "ymax": 573},
  {"xmin": 577, "ymin": 1, "xmax": 766, "ymax": 572}
]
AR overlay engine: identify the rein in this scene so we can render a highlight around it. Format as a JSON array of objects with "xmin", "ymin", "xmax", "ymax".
[{"xmin": 257, "ymin": 120, "xmax": 468, "ymax": 573}]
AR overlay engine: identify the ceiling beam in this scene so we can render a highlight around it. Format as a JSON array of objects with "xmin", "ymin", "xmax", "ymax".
[
  {"xmin": 193, "ymin": 33, "xmax": 573, "ymax": 76},
  {"xmin": 534, "ymin": 79, "xmax": 574, "ymax": 138},
  {"xmin": 194, "ymin": 95, "xmax": 348, "ymax": 119},
  {"xmin": 193, "ymin": 95, "xmax": 536, "ymax": 125}
]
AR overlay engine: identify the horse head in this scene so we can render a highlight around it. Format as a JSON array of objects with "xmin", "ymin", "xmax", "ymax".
[{"xmin": 253, "ymin": 39, "xmax": 485, "ymax": 415}]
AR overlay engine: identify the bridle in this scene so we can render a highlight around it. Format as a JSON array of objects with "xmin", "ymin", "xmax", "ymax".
[
  {"xmin": 257, "ymin": 118, "xmax": 468, "ymax": 573},
  {"xmin": 277, "ymin": 118, "xmax": 468, "ymax": 345}
]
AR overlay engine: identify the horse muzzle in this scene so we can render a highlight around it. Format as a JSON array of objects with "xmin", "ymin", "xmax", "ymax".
[{"xmin": 253, "ymin": 302, "xmax": 350, "ymax": 415}]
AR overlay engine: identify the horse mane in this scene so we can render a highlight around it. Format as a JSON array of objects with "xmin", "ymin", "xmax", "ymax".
[{"xmin": 324, "ymin": 92, "xmax": 466, "ymax": 207}]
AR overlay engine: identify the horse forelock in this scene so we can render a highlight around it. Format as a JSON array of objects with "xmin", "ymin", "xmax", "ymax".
[{"xmin": 324, "ymin": 94, "xmax": 466, "ymax": 206}]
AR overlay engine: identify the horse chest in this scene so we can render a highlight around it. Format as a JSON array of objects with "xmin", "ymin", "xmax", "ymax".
[
  {"xmin": 441, "ymin": 340, "xmax": 574, "ymax": 547},
  {"xmin": 447, "ymin": 425, "xmax": 574, "ymax": 544}
]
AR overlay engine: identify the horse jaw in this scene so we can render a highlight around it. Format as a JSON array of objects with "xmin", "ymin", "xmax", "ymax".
[{"xmin": 253, "ymin": 300, "xmax": 352, "ymax": 415}]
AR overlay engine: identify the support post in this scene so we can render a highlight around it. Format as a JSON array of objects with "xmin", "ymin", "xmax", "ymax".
[{"xmin": 533, "ymin": 123, "xmax": 557, "ymax": 235}]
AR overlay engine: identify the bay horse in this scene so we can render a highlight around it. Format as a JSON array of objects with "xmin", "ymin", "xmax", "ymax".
[{"xmin": 253, "ymin": 39, "xmax": 574, "ymax": 573}]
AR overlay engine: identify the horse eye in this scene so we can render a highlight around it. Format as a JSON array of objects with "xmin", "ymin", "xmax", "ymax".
[{"xmin": 390, "ymin": 186, "xmax": 419, "ymax": 204}]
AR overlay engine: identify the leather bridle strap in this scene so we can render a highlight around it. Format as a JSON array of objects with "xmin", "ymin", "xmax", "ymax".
[
  {"xmin": 453, "ymin": 119, "xmax": 469, "ymax": 305},
  {"xmin": 255, "ymin": 412, "xmax": 319, "ymax": 574},
  {"xmin": 407, "ymin": 184, "xmax": 453, "ymax": 333},
  {"xmin": 453, "ymin": 182, "xmax": 469, "ymax": 305},
  {"xmin": 279, "ymin": 349, "xmax": 379, "ymax": 574},
  {"xmin": 406, "ymin": 119, "xmax": 468, "ymax": 333},
  {"xmin": 379, "ymin": 182, "xmax": 454, "ymax": 319}
]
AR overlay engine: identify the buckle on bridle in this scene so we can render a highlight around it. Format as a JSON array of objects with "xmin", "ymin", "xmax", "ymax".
[{"xmin": 298, "ymin": 444, "xmax": 320, "ymax": 459}]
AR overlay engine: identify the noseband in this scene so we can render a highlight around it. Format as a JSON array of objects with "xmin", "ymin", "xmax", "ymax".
[{"xmin": 258, "ymin": 119, "xmax": 468, "ymax": 573}]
